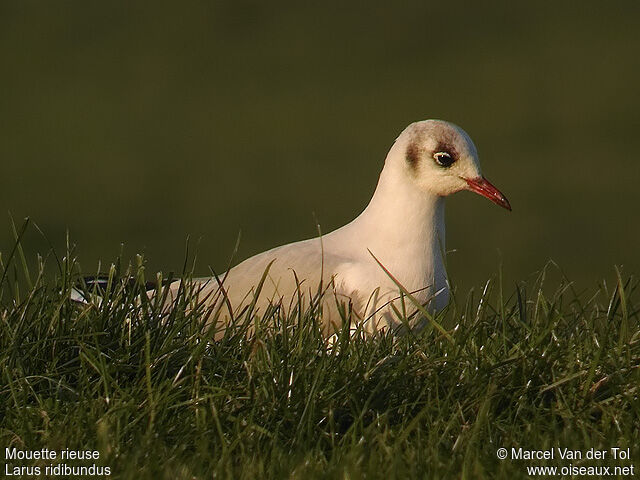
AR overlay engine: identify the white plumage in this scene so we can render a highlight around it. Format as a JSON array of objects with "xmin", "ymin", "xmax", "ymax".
[{"xmin": 168, "ymin": 119, "xmax": 510, "ymax": 337}]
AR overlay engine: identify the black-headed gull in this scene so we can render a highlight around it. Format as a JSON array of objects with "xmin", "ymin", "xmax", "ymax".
[{"xmin": 165, "ymin": 119, "xmax": 511, "ymax": 337}]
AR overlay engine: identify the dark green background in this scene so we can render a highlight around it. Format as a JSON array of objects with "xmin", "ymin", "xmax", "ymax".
[{"xmin": 1, "ymin": 1, "xmax": 639, "ymax": 293}]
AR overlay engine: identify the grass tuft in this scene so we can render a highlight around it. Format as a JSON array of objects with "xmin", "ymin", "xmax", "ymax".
[{"xmin": 1, "ymin": 233, "xmax": 639, "ymax": 479}]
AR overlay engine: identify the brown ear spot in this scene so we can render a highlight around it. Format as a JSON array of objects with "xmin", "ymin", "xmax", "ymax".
[{"xmin": 405, "ymin": 142, "xmax": 420, "ymax": 170}]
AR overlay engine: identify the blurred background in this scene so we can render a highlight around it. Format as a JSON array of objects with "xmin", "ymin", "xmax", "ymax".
[{"xmin": 1, "ymin": 1, "xmax": 639, "ymax": 295}]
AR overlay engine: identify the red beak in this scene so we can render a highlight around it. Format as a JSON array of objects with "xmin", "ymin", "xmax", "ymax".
[{"xmin": 464, "ymin": 176, "xmax": 511, "ymax": 211}]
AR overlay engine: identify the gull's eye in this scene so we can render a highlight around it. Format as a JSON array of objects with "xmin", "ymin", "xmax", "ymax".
[{"xmin": 433, "ymin": 151, "xmax": 455, "ymax": 167}]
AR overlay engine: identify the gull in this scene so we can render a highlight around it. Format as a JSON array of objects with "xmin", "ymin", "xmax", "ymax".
[
  {"xmin": 72, "ymin": 120, "xmax": 510, "ymax": 336},
  {"xmin": 163, "ymin": 119, "xmax": 511, "ymax": 337}
]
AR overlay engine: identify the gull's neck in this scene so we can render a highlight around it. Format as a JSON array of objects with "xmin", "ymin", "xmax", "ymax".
[
  {"xmin": 356, "ymin": 165, "xmax": 444, "ymax": 258},
  {"xmin": 335, "ymin": 145, "xmax": 446, "ymax": 279}
]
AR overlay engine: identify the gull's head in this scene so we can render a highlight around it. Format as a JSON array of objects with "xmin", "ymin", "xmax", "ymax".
[{"xmin": 396, "ymin": 119, "xmax": 511, "ymax": 210}]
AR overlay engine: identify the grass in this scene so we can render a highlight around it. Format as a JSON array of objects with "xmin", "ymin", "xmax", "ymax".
[{"xmin": 1, "ymin": 222, "xmax": 639, "ymax": 479}]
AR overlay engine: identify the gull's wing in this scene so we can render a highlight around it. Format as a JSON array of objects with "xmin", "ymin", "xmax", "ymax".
[{"xmin": 167, "ymin": 236, "xmax": 366, "ymax": 337}]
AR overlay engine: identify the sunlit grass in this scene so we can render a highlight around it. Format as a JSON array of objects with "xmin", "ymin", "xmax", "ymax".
[{"xmin": 1, "ymin": 222, "xmax": 639, "ymax": 479}]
